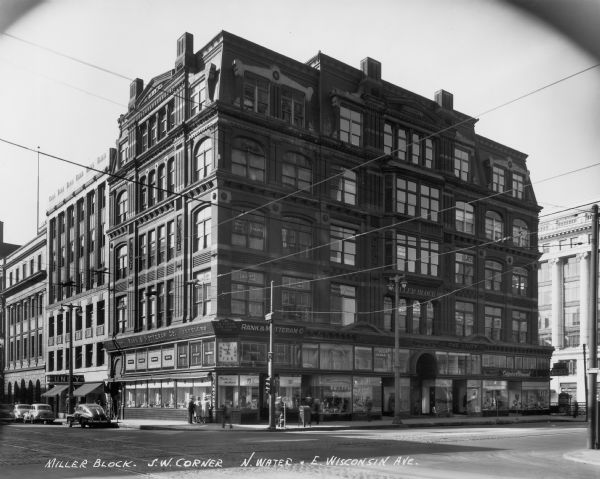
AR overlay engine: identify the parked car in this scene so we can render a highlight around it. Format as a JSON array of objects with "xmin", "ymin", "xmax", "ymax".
[
  {"xmin": 23, "ymin": 403, "xmax": 55, "ymax": 424},
  {"xmin": 13, "ymin": 404, "xmax": 32, "ymax": 422},
  {"xmin": 67, "ymin": 404, "xmax": 113, "ymax": 428},
  {"xmin": 0, "ymin": 404, "xmax": 15, "ymax": 423}
]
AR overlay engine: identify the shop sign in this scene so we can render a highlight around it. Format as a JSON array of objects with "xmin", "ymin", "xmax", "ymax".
[
  {"xmin": 239, "ymin": 375, "xmax": 259, "ymax": 386},
  {"xmin": 162, "ymin": 347, "xmax": 175, "ymax": 369},
  {"xmin": 105, "ymin": 322, "xmax": 214, "ymax": 351},
  {"xmin": 279, "ymin": 376, "xmax": 301, "ymax": 387},
  {"xmin": 218, "ymin": 375, "xmax": 239, "ymax": 386},
  {"xmin": 125, "ymin": 353, "xmax": 136, "ymax": 371},
  {"xmin": 148, "ymin": 349, "xmax": 161, "ymax": 369},
  {"xmin": 212, "ymin": 319, "xmax": 305, "ymax": 338},
  {"xmin": 46, "ymin": 374, "xmax": 84, "ymax": 383}
]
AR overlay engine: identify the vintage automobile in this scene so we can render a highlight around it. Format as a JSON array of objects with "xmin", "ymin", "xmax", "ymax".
[
  {"xmin": 23, "ymin": 403, "xmax": 55, "ymax": 424},
  {"xmin": 67, "ymin": 404, "xmax": 113, "ymax": 428},
  {"xmin": 0, "ymin": 404, "xmax": 15, "ymax": 423},
  {"xmin": 13, "ymin": 404, "xmax": 32, "ymax": 422}
]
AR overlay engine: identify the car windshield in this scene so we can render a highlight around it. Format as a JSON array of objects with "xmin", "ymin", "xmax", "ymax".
[
  {"xmin": 16, "ymin": 405, "xmax": 32, "ymax": 409},
  {"xmin": 85, "ymin": 405, "xmax": 105, "ymax": 413},
  {"xmin": 37, "ymin": 405, "xmax": 52, "ymax": 411}
]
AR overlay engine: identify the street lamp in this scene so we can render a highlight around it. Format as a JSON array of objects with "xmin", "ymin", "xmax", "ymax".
[
  {"xmin": 388, "ymin": 274, "xmax": 407, "ymax": 425},
  {"xmin": 59, "ymin": 303, "xmax": 82, "ymax": 415}
]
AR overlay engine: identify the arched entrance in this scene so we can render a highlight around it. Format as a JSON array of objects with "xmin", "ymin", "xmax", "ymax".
[{"xmin": 411, "ymin": 353, "xmax": 437, "ymax": 415}]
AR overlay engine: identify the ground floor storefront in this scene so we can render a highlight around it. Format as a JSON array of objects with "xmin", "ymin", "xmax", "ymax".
[
  {"xmin": 41, "ymin": 372, "xmax": 112, "ymax": 418},
  {"xmin": 105, "ymin": 319, "xmax": 553, "ymax": 423}
]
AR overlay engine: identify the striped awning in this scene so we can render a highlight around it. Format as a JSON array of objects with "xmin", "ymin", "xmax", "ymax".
[{"xmin": 41, "ymin": 384, "xmax": 69, "ymax": 397}]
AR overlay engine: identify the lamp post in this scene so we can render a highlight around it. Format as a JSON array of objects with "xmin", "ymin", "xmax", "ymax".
[
  {"xmin": 265, "ymin": 281, "xmax": 275, "ymax": 431},
  {"xmin": 59, "ymin": 303, "xmax": 82, "ymax": 415},
  {"xmin": 388, "ymin": 274, "xmax": 407, "ymax": 425}
]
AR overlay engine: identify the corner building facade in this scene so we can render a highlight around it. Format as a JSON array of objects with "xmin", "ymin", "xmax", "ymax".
[{"xmin": 106, "ymin": 31, "xmax": 551, "ymax": 422}]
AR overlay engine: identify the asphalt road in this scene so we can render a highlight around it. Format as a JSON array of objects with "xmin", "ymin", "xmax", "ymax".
[{"xmin": 0, "ymin": 422, "xmax": 596, "ymax": 479}]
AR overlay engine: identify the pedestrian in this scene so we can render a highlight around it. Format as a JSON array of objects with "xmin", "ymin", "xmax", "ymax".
[
  {"xmin": 201, "ymin": 394, "xmax": 210, "ymax": 424},
  {"xmin": 222, "ymin": 402, "xmax": 233, "ymax": 429},
  {"xmin": 187, "ymin": 396, "xmax": 195, "ymax": 424},
  {"xmin": 194, "ymin": 397, "xmax": 201, "ymax": 423},
  {"xmin": 312, "ymin": 398, "xmax": 320, "ymax": 425},
  {"xmin": 573, "ymin": 401, "xmax": 579, "ymax": 418},
  {"xmin": 365, "ymin": 397, "xmax": 373, "ymax": 422}
]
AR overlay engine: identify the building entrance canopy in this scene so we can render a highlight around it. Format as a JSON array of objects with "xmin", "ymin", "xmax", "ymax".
[
  {"xmin": 41, "ymin": 385, "xmax": 69, "ymax": 397},
  {"xmin": 73, "ymin": 382, "xmax": 104, "ymax": 397}
]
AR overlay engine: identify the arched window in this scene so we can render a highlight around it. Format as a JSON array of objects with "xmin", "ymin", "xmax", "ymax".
[
  {"xmin": 231, "ymin": 138, "xmax": 265, "ymax": 182},
  {"xmin": 455, "ymin": 201, "xmax": 474, "ymax": 234},
  {"xmin": 512, "ymin": 219, "xmax": 529, "ymax": 247},
  {"xmin": 485, "ymin": 211, "xmax": 504, "ymax": 241},
  {"xmin": 194, "ymin": 138, "xmax": 213, "ymax": 181},
  {"xmin": 282, "ymin": 152, "xmax": 311, "ymax": 190},
  {"xmin": 484, "ymin": 260, "xmax": 503, "ymax": 291},
  {"xmin": 193, "ymin": 208, "xmax": 211, "ymax": 252},
  {"xmin": 115, "ymin": 245, "xmax": 128, "ymax": 280},
  {"xmin": 116, "ymin": 191, "xmax": 127, "ymax": 224}
]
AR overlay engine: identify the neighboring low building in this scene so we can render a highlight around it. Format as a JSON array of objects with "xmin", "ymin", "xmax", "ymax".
[
  {"xmin": 538, "ymin": 208, "xmax": 600, "ymax": 403},
  {"xmin": 2, "ymin": 226, "xmax": 47, "ymax": 403}
]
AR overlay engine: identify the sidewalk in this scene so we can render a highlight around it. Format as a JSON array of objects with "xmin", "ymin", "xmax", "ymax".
[{"xmin": 57, "ymin": 413, "xmax": 586, "ymax": 432}]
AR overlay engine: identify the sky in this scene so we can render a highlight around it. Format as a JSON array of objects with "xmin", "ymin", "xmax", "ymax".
[{"xmin": 0, "ymin": 0, "xmax": 599, "ymax": 245}]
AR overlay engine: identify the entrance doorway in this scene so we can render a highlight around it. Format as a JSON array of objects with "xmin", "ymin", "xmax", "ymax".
[{"xmin": 414, "ymin": 353, "xmax": 437, "ymax": 415}]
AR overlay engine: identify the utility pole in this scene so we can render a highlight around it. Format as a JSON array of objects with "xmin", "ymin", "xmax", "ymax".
[
  {"xmin": 266, "ymin": 281, "xmax": 275, "ymax": 431},
  {"xmin": 583, "ymin": 343, "xmax": 588, "ymax": 422},
  {"xmin": 588, "ymin": 204, "xmax": 598, "ymax": 449}
]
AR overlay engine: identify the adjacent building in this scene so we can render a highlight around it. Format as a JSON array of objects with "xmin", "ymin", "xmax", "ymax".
[
  {"xmin": 105, "ymin": 31, "xmax": 552, "ymax": 423},
  {"xmin": 44, "ymin": 152, "xmax": 112, "ymax": 416},
  {"xmin": 2, "ymin": 226, "xmax": 46, "ymax": 404},
  {"xmin": 538, "ymin": 209, "xmax": 600, "ymax": 403}
]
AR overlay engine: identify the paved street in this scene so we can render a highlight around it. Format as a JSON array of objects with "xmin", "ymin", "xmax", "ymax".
[{"xmin": 1, "ymin": 422, "xmax": 597, "ymax": 478}]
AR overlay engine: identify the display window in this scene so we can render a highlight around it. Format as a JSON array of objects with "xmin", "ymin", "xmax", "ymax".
[
  {"xmin": 135, "ymin": 382, "xmax": 148, "ymax": 407},
  {"xmin": 522, "ymin": 382, "xmax": 549, "ymax": 410},
  {"xmin": 466, "ymin": 380, "xmax": 481, "ymax": 414},
  {"xmin": 482, "ymin": 380, "xmax": 508, "ymax": 411},
  {"xmin": 218, "ymin": 375, "xmax": 239, "ymax": 408},
  {"xmin": 432, "ymin": 379, "xmax": 452, "ymax": 414},
  {"xmin": 507, "ymin": 381, "xmax": 522, "ymax": 410},
  {"xmin": 176, "ymin": 380, "xmax": 194, "ymax": 409},
  {"xmin": 352, "ymin": 377, "xmax": 380, "ymax": 413},
  {"xmin": 383, "ymin": 377, "xmax": 410, "ymax": 413},
  {"xmin": 148, "ymin": 381, "xmax": 162, "ymax": 407},
  {"xmin": 278, "ymin": 376, "xmax": 301, "ymax": 409},
  {"xmin": 239, "ymin": 375, "xmax": 259, "ymax": 409},
  {"xmin": 311, "ymin": 375, "xmax": 351, "ymax": 415}
]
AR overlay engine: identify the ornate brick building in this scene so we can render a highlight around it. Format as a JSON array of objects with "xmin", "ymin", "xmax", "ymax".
[{"xmin": 105, "ymin": 31, "xmax": 551, "ymax": 422}]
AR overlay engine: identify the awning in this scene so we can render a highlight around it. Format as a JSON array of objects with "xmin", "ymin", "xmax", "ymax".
[
  {"xmin": 73, "ymin": 382, "xmax": 104, "ymax": 397},
  {"xmin": 41, "ymin": 385, "xmax": 69, "ymax": 397}
]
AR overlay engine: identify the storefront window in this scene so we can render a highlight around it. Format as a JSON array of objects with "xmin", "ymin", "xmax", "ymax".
[
  {"xmin": 148, "ymin": 381, "xmax": 162, "ymax": 407},
  {"xmin": 482, "ymin": 380, "xmax": 508, "ymax": 412},
  {"xmin": 135, "ymin": 382, "xmax": 148, "ymax": 408},
  {"xmin": 374, "ymin": 347, "xmax": 393, "ymax": 372},
  {"xmin": 352, "ymin": 377, "xmax": 380, "ymax": 413},
  {"xmin": 320, "ymin": 343, "xmax": 353, "ymax": 370},
  {"xmin": 354, "ymin": 346, "xmax": 373, "ymax": 370},
  {"xmin": 278, "ymin": 376, "xmax": 301, "ymax": 410},
  {"xmin": 469, "ymin": 355, "xmax": 481, "ymax": 374},
  {"xmin": 177, "ymin": 380, "xmax": 194, "ymax": 409},
  {"xmin": 162, "ymin": 381, "xmax": 175, "ymax": 408},
  {"xmin": 218, "ymin": 375, "xmax": 239, "ymax": 408},
  {"xmin": 432, "ymin": 379, "xmax": 452, "ymax": 415},
  {"xmin": 383, "ymin": 377, "xmax": 410, "ymax": 414},
  {"xmin": 302, "ymin": 343, "xmax": 319, "ymax": 368},
  {"xmin": 522, "ymin": 382, "xmax": 549, "ymax": 410},
  {"xmin": 312, "ymin": 375, "xmax": 352, "ymax": 415},
  {"xmin": 466, "ymin": 380, "xmax": 481, "ymax": 414},
  {"xmin": 192, "ymin": 378, "xmax": 212, "ymax": 406},
  {"xmin": 239, "ymin": 375, "xmax": 259, "ymax": 409},
  {"xmin": 507, "ymin": 381, "xmax": 522, "ymax": 410}
]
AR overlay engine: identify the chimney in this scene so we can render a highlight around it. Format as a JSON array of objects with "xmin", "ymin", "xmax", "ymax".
[
  {"xmin": 360, "ymin": 57, "xmax": 381, "ymax": 81},
  {"xmin": 128, "ymin": 78, "xmax": 144, "ymax": 111},
  {"xmin": 435, "ymin": 89, "xmax": 453, "ymax": 110},
  {"xmin": 175, "ymin": 32, "xmax": 194, "ymax": 70}
]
